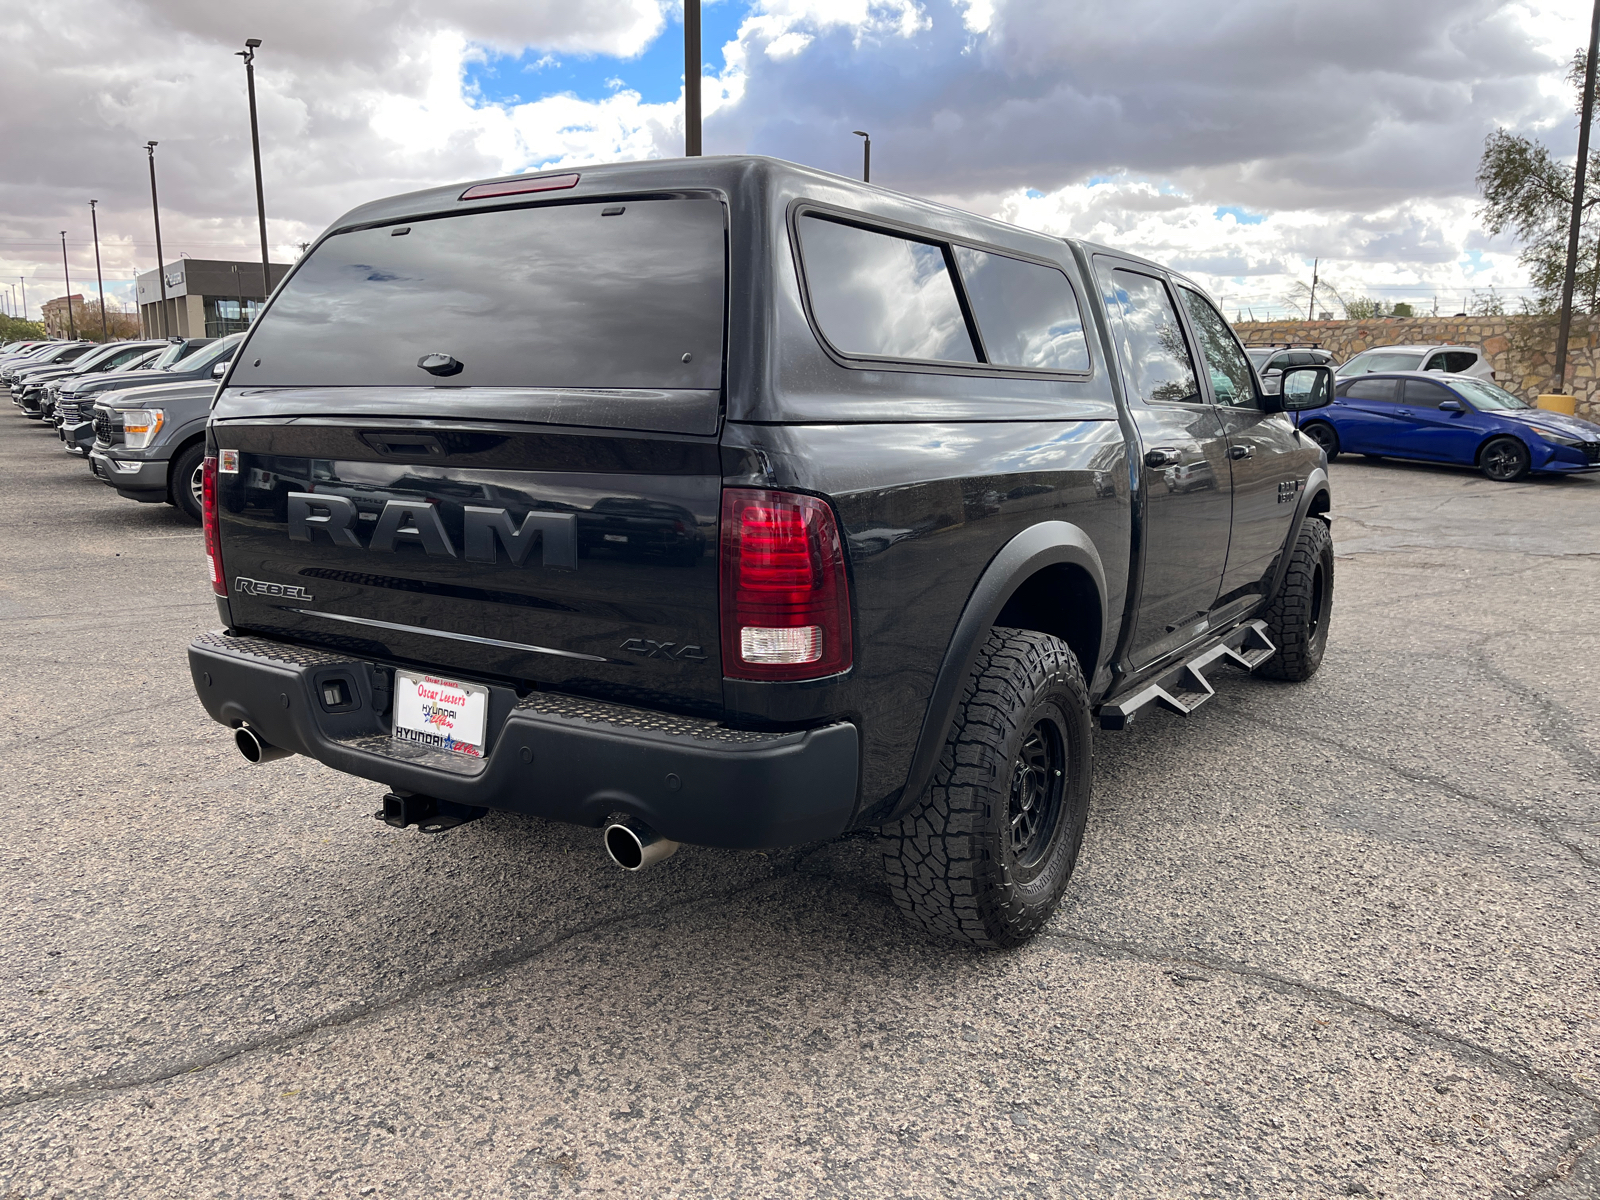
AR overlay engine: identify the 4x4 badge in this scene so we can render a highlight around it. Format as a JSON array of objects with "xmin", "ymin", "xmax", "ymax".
[{"xmin": 621, "ymin": 638, "xmax": 708, "ymax": 663}]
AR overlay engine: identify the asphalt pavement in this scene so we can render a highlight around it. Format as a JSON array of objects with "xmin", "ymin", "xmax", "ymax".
[{"xmin": 1, "ymin": 416, "xmax": 1597, "ymax": 1199}]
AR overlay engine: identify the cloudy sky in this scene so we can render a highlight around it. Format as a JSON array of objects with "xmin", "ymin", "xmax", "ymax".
[{"xmin": 0, "ymin": 0, "xmax": 1587, "ymax": 323}]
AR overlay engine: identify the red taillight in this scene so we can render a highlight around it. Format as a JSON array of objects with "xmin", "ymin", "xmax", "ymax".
[
  {"xmin": 720, "ymin": 488, "xmax": 852, "ymax": 681},
  {"xmin": 203, "ymin": 454, "xmax": 226, "ymax": 597}
]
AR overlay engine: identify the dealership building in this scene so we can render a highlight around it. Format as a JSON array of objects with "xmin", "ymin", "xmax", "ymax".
[{"xmin": 135, "ymin": 258, "xmax": 291, "ymax": 339}]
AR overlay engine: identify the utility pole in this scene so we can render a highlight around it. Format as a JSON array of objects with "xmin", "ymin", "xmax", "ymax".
[
  {"xmin": 19, "ymin": 276, "xmax": 27, "ymax": 323},
  {"xmin": 59, "ymin": 232, "xmax": 75, "ymax": 339},
  {"xmin": 683, "ymin": 1, "xmax": 701, "ymax": 155},
  {"xmin": 238, "ymin": 39, "xmax": 271, "ymax": 298},
  {"xmin": 853, "ymin": 130, "xmax": 871, "ymax": 182},
  {"xmin": 1306, "ymin": 258, "xmax": 1319, "ymax": 322},
  {"xmin": 146, "ymin": 142, "xmax": 168, "ymax": 338},
  {"xmin": 1555, "ymin": 0, "xmax": 1600, "ymax": 393},
  {"xmin": 89, "ymin": 200, "xmax": 108, "ymax": 341}
]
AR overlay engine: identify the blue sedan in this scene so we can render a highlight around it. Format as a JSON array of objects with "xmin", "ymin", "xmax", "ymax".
[{"xmin": 1295, "ymin": 372, "xmax": 1600, "ymax": 482}]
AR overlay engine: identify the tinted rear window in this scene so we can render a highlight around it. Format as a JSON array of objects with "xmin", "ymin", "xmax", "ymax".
[
  {"xmin": 233, "ymin": 199, "xmax": 725, "ymax": 390},
  {"xmin": 953, "ymin": 247, "xmax": 1090, "ymax": 371},
  {"xmin": 799, "ymin": 215, "xmax": 977, "ymax": 363},
  {"xmin": 1343, "ymin": 378, "xmax": 1397, "ymax": 402}
]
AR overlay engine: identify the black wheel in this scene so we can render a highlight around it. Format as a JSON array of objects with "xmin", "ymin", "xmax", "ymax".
[
  {"xmin": 881, "ymin": 628, "xmax": 1093, "ymax": 949},
  {"xmin": 169, "ymin": 442, "xmax": 206, "ymax": 524},
  {"xmin": 1258, "ymin": 518, "xmax": 1333, "ymax": 682},
  {"xmin": 1480, "ymin": 436, "xmax": 1530, "ymax": 482},
  {"xmin": 1302, "ymin": 422, "xmax": 1339, "ymax": 461}
]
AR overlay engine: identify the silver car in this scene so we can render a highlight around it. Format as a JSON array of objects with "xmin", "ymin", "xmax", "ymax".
[{"xmin": 1336, "ymin": 344, "xmax": 1495, "ymax": 381}]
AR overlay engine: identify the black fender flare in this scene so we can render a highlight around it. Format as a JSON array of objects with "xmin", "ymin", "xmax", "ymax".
[
  {"xmin": 1263, "ymin": 463, "xmax": 1331, "ymax": 603},
  {"xmin": 884, "ymin": 521, "xmax": 1107, "ymax": 824}
]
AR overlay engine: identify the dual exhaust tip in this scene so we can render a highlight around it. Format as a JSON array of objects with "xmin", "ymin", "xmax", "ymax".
[{"xmin": 234, "ymin": 726, "xmax": 677, "ymax": 872}]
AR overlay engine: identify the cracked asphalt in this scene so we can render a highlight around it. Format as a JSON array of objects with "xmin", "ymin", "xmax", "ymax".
[{"xmin": 1, "ymin": 416, "xmax": 1597, "ymax": 1200}]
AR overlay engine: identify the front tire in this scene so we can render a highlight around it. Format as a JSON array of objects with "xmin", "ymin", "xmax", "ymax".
[
  {"xmin": 1480, "ymin": 436, "xmax": 1530, "ymax": 482},
  {"xmin": 169, "ymin": 442, "xmax": 206, "ymax": 524},
  {"xmin": 881, "ymin": 628, "xmax": 1092, "ymax": 949},
  {"xmin": 1258, "ymin": 517, "xmax": 1333, "ymax": 682}
]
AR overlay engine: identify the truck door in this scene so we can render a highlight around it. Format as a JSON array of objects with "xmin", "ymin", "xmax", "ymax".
[
  {"xmin": 1175, "ymin": 285, "xmax": 1300, "ymax": 603},
  {"xmin": 1094, "ymin": 259, "xmax": 1233, "ymax": 668}
]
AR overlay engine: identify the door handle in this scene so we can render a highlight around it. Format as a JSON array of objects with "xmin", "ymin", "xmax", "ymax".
[
  {"xmin": 1394, "ymin": 409, "xmax": 1411, "ymax": 417},
  {"xmin": 1144, "ymin": 447, "xmax": 1181, "ymax": 468},
  {"xmin": 1228, "ymin": 445, "xmax": 1252, "ymax": 460}
]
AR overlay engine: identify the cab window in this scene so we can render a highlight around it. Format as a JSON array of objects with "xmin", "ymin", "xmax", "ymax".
[
  {"xmin": 1178, "ymin": 286, "xmax": 1257, "ymax": 408},
  {"xmin": 1100, "ymin": 269, "xmax": 1200, "ymax": 405}
]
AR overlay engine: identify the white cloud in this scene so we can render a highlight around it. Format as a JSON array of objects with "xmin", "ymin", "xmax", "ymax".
[{"xmin": 0, "ymin": 0, "xmax": 1585, "ymax": 319}]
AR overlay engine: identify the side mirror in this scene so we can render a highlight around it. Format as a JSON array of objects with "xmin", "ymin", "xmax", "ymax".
[
  {"xmin": 1270, "ymin": 364, "xmax": 1334, "ymax": 412},
  {"xmin": 1438, "ymin": 399, "xmax": 1464, "ymax": 413},
  {"xmin": 212, "ymin": 360, "xmax": 229, "ymax": 378}
]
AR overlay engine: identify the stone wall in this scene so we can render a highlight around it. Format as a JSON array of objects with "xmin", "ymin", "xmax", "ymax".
[{"xmin": 1232, "ymin": 315, "xmax": 1600, "ymax": 421}]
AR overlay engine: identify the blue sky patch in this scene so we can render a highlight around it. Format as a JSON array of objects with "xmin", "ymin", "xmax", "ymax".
[
  {"xmin": 464, "ymin": 1, "xmax": 750, "ymax": 108},
  {"xmin": 1025, "ymin": 188, "xmax": 1044, "ymax": 199},
  {"xmin": 1214, "ymin": 205, "xmax": 1264, "ymax": 225}
]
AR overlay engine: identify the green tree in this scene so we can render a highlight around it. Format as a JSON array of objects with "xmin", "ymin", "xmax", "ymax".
[
  {"xmin": 1390, "ymin": 301, "xmax": 1414, "ymax": 318},
  {"xmin": 0, "ymin": 315, "xmax": 46, "ymax": 342},
  {"xmin": 1343, "ymin": 296, "xmax": 1388, "ymax": 319},
  {"xmin": 1476, "ymin": 49, "xmax": 1600, "ymax": 313}
]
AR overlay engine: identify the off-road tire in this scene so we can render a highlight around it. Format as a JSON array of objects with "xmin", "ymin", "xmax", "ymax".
[
  {"xmin": 169, "ymin": 442, "xmax": 206, "ymax": 524},
  {"xmin": 881, "ymin": 628, "xmax": 1093, "ymax": 949},
  {"xmin": 1258, "ymin": 517, "xmax": 1333, "ymax": 681}
]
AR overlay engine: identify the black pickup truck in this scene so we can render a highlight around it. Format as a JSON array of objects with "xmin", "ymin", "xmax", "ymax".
[{"xmin": 189, "ymin": 157, "xmax": 1334, "ymax": 948}]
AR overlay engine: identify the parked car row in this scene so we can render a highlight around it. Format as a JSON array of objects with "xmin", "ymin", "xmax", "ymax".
[{"xmin": 3, "ymin": 333, "xmax": 244, "ymax": 521}]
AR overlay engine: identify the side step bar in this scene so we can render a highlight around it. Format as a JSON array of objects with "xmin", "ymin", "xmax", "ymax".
[{"xmin": 1097, "ymin": 620, "xmax": 1276, "ymax": 730}]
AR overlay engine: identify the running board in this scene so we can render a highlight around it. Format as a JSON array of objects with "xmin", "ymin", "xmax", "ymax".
[{"xmin": 1097, "ymin": 620, "xmax": 1276, "ymax": 730}]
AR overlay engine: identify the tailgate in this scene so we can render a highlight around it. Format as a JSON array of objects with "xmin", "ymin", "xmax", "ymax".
[{"xmin": 211, "ymin": 194, "xmax": 728, "ymax": 714}]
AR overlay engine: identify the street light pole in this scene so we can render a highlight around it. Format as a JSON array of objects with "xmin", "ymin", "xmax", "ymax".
[
  {"xmin": 852, "ymin": 130, "xmax": 871, "ymax": 182},
  {"xmin": 683, "ymin": 1, "xmax": 701, "ymax": 156},
  {"xmin": 146, "ymin": 142, "xmax": 169, "ymax": 339},
  {"xmin": 59, "ymin": 231, "xmax": 76, "ymax": 340},
  {"xmin": 238, "ymin": 39, "xmax": 272, "ymax": 299},
  {"xmin": 1555, "ymin": 0, "xmax": 1600, "ymax": 393},
  {"xmin": 89, "ymin": 200, "xmax": 109, "ymax": 342},
  {"xmin": 19, "ymin": 276, "xmax": 27, "ymax": 323}
]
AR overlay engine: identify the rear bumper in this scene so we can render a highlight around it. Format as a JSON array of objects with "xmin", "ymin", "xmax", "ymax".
[{"xmin": 188, "ymin": 632, "xmax": 860, "ymax": 850}]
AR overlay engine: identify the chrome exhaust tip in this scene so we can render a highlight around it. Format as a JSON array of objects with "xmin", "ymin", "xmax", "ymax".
[
  {"xmin": 602, "ymin": 815, "xmax": 679, "ymax": 871},
  {"xmin": 235, "ymin": 726, "xmax": 293, "ymax": 765}
]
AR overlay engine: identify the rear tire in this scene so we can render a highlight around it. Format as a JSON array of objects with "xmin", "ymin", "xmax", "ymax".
[
  {"xmin": 169, "ymin": 442, "xmax": 206, "ymax": 524},
  {"xmin": 1258, "ymin": 518, "xmax": 1333, "ymax": 682},
  {"xmin": 1302, "ymin": 422, "xmax": 1339, "ymax": 461},
  {"xmin": 880, "ymin": 628, "xmax": 1092, "ymax": 949},
  {"xmin": 1480, "ymin": 436, "xmax": 1530, "ymax": 482}
]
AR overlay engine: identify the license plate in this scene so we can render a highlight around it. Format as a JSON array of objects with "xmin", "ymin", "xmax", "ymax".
[{"xmin": 393, "ymin": 671, "xmax": 489, "ymax": 759}]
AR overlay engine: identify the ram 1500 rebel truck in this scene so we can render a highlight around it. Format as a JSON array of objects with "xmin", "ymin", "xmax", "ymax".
[{"xmin": 188, "ymin": 157, "xmax": 1335, "ymax": 948}]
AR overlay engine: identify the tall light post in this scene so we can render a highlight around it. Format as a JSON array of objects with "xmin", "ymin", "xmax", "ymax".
[
  {"xmin": 89, "ymin": 200, "xmax": 109, "ymax": 342},
  {"xmin": 853, "ymin": 130, "xmax": 871, "ymax": 182},
  {"xmin": 59, "ymin": 232, "xmax": 76, "ymax": 339},
  {"xmin": 19, "ymin": 276, "xmax": 27, "ymax": 323},
  {"xmin": 683, "ymin": 1, "xmax": 701, "ymax": 156},
  {"xmin": 146, "ymin": 142, "xmax": 169, "ymax": 338},
  {"xmin": 237, "ymin": 38, "xmax": 271, "ymax": 299},
  {"xmin": 1555, "ymin": 0, "xmax": 1600, "ymax": 393}
]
